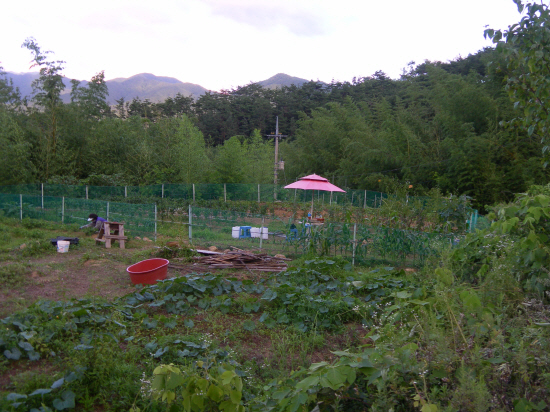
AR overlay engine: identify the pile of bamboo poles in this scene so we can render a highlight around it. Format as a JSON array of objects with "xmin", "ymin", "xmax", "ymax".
[{"xmin": 192, "ymin": 248, "xmax": 290, "ymax": 272}]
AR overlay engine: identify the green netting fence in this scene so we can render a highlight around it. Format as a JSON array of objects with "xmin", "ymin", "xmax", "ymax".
[
  {"xmin": 0, "ymin": 183, "xmax": 389, "ymax": 208},
  {"xmin": 0, "ymin": 193, "xmax": 157, "ymax": 237},
  {"xmin": 0, "ymin": 191, "xmax": 467, "ymax": 266},
  {"xmin": 178, "ymin": 206, "xmax": 455, "ymax": 267}
]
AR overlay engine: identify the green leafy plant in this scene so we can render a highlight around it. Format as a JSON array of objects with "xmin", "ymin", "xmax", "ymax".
[{"xmin": 142, "ymin": 362, "xmax": 245, "ymax": 412}]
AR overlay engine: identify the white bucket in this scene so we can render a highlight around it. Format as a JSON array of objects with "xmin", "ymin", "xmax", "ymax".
[
  {"xmin": 250, "ymin": 227, "xmax": 260, "ymax": 238},
  {"xmin": 260, "ymin": 227, "xmax": 268, "ymax": 240},
  {"xmin": 57, "ymin": 240, "xmax": 70, "ymax": 253},
  {"xmin": 232, "ymin": 227, "xmax": 240, "ymax": 239}
]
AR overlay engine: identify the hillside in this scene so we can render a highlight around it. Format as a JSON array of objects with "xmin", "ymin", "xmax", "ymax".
[
  {"xmin": 258, "ymin": 73, "xmax": 310, "ymax": 89},
  {"xmin": 4, "ymin": 71, "xmax": 310, "ymax": 104},
  {"xmin": 105, "ymin": 73, "xmax": 207, "ymax": 103}
]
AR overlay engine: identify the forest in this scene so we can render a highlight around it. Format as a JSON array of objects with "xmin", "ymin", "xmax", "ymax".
[{"xmin": 1, "ymin": 26, "xmax": 550, "ymax": 211}]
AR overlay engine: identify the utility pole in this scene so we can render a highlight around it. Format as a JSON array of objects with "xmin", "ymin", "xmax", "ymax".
[{"xmin": 267, "ymin": 117, "xmax": 287, "ymax": 201}]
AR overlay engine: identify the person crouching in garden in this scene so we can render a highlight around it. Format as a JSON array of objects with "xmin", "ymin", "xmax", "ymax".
[{"xmin": 80, "ymin": 213, "xmax": 107, "ymax": 231}]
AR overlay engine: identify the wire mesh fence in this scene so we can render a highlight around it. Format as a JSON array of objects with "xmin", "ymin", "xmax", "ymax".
[
  {"xmin": 185, "ymin": 206, "xmax": 453, "ymax": 267},
  {"xmin": 0, "ymin": 193, "xmax": 157, "ymax": 237},
  {"xmin": 0, "ymin": 192, "xmax": 458, "ymax": 266},
  {"xmin": 0, "ymin": 183, "xmax": 389, "ymax": 208}
]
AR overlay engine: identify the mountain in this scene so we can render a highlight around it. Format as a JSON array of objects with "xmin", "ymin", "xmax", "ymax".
[
  {"xmin": 105, "ymin": 73, "xmax": 207, "ymax": 103},
  {"xmin": 4, "ymin": 71, "xmax": 208, "ymax": 104},
  {"xmin": 3, "ymin": 71, "xmax": 311, "ymax": 104},
  {"xmin": 258, "ymin": 73, "xmax": 310, "ymax": 89},
  {"xmin": 4, "ymin": 71, "xmax": 40, "ymax": 100}
]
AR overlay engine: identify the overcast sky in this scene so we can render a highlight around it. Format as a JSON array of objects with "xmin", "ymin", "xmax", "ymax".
[{"xmin": 1, "ymin": 0, "xmax": 524, "ymax": 91}]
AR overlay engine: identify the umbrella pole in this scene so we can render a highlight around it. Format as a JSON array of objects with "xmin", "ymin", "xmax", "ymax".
[{"xmin": 311, "ymin": 191, "xmax": 314, "ymax": 218}]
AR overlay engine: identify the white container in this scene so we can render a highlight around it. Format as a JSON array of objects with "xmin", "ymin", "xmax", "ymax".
[
  {"xmin": 57, "ymin": 240, "xmax": 70, "ymax": 253},
  {"xmin": 260, "ymin": 227, "xmax": 268, "ymax": 240},
  {"xmin": 232, "ymin": 227, "xmax": 240, "ymax": 239},
  {"xmin": 250, "ymin": 227, "xmax": 260, "ymax": 238}
]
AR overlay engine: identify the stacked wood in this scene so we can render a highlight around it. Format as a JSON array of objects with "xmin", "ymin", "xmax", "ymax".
[{"xmin": 191, "ymin": 247, "xmax": 290, "ymax": 272}]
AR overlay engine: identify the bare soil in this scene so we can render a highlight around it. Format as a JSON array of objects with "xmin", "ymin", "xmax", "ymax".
[{"xmin": 0, "ymin": 239, "xmax": 187, "ymax": 317}]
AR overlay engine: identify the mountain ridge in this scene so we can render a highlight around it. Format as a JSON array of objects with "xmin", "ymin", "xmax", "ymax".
[{"xmin": 3, "ymin": 71, "xmax": 311, "ymax": 104}]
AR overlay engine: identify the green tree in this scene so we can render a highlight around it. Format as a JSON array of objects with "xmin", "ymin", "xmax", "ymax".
[
  {"xmin": 146, "ymin": 116, "xmax": 210, "ymax": 183},
  {"xmin": 213, "ymin": 136, "xmax": 245, "ymax": 183},
  {"xmin": 70, "ymin": 71, "xmax": 111, "ymax": 119},
  {"xmin": 243, "ymin": 129, "xmax": 273, "ymax": 183},
  {"xmin": 22, "ymin": 37, "xmax": 66, "ymax": 179},
  {"xmin": 157, "ymin": 93, "xmax": 194, "ymax": 118},
  {"xmin": 0, "ymin": 111, "xmax": 33, "ymax": 183},
  {"xmin": 0, "ymin": 64, "xmax": 22, "ymax": 109},
  {"xmin": 176, "ymin": 116, "xmax": 210, "ymax": 183},
  {"xmin": 485, "ymin": 0, "xmax": 550, "ymax": 163},
  {"xmin": 282, "ymin": 98, "xmax": 371, "ymax": 186}
]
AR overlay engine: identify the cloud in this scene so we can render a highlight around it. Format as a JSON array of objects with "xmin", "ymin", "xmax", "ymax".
[
  {"xmin": 80, "ymin": 7, "xmax": 173, "ymax": 33},
  {"xmin": 202, "ymin": 0, "xmax": 327, "ymax": 36}
]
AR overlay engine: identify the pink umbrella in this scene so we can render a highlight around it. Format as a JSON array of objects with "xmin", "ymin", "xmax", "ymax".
[{"xmin": 284, "ymin": 174, "xmax": 345, "ymax": 218}]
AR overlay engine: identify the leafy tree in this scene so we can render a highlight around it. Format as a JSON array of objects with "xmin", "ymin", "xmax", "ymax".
[
  {"xmin": 157, "ymin": 93, "xmax": 194, "ymax": 118},
  {"xmin": 213, "ymin": 136, "xmax": 246, "ymax": 183},
  {"xmin": 0, "ymin": 64, "xmax": 22, "ymax": 109},
  {"xmin": 193, "ymin": 91, "xmax": 238, "ymax": 145},
  {"xmin": 84, "ymin": 117, "xmax": 135, "ymax": 178},
  {"xmin": 128, "ymin": 97, "xmax": 157, "ymax": 119},
  {"xmin": 485, "ymin": 0, "xmax": 550, "ymax": 163},
  {"xmin": 147, "ymin": 116, "xmax": 210, "ymax": 183},
  {"xmin": 282, "ymin": 99, "xmax": 372, "ymax": 187},
  {"xmin": 70, "ymin": 71, "xmax": 111, "ymax": 119},
  {"xmin": 0, "ymin": 111, "xmax": 33, "ymax": 183},
  {"xmin": 176, "ymin": 115, "xmax": 211, "ymax": 183},
  {"xmin": 21, "ymin": 37, "xmax": 66, "ymax": 179},
  {"xmin": 243, "ymin": 129, "xmax": 273, "ymax": 183}
]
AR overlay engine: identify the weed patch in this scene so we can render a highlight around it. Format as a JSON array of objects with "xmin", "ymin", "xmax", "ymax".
[{"xmin": 0, "ymin": 263, "xmax": 29, "ymax": 288}]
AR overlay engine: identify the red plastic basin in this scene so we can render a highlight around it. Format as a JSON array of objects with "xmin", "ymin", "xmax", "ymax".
[{"xmin": 127, "ymin": 258, "xmax": 169, "ymax": 285}]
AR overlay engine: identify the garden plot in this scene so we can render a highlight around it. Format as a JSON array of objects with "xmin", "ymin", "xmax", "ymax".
[{"xmin": 3, "ymin": 206, "xmax": 546, "ymax": 412}]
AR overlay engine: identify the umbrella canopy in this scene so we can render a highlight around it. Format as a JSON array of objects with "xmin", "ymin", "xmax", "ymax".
[
  {"xmin": 284, "ymin": 174, "xmax": 346, "ymax": 193},
  {"xmin": 284, "ymin": 174, "xmax": 345, "ymax": 219}
]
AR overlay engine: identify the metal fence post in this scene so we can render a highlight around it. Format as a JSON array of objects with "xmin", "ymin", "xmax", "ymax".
[
  {"xmin": 259, "ymin": 217, "xmax": 264, "ymax": 249},
  {"xmin": 41, "ymin": 183, "xmax": 44, "ymax": 209},
  {"xmin": 154, "ymin": 204, "xmax": 157, "ymax": 241},
  {"xmin": 258, "ymin": 184, "xmax": 260, "ymax": 203},
  {"xmin": 106, "ymin": 202, "xmax": 110, "ymax": 221},
  {"xmin": 86, "ymin": 185, "xmax": 88, "ymax": 200},
  {"xmin": 188, "ymin": 204, "xmax": 193, "ymax": 243},
  {"xmin": 224, "ymin": 184, "xmax": 227, "ymax": 202},
  {"xmin": 162, "ymin": 184, "xmax": 164, "ymax": 198},
  {"xmin": 125, "ymin": 186, "xmax": 127, "ymax": 198},
  {"xmin": 20, "ymin": 194, "xmax": 23, "ymax": 221},
  {"xmin": 193, "ymin": 184, "xmax": 195, "ymax": 202},
  {"xmin": 352, "ymin": 223, "xmax": 357, "ymax": 266},
  {"xmin": 62, "ymin": 197, "xmax": 65, "ymax": 224},
  {"xmin": 364, "ymin": 190, "xmax": 367, "ymax": 209}
]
